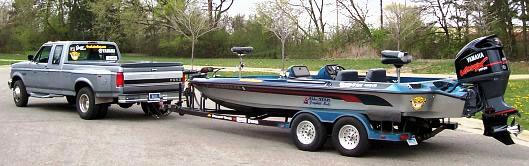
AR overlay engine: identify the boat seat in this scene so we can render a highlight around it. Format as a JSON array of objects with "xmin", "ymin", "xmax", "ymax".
[
  {"xmin": 288, "ymin": 66, "xmax": 311, "ymax": 79},
  {"xmin": 365, "ymin": 68, "xmax": 387, "ymax": 82},
  {"xmin": 336, "ymin": 70, "xmax": 358, "ymax": 81}
]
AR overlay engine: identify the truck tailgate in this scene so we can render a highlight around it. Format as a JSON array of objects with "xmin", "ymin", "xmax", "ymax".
[{"xmin": 121, "ymin": 62, "xmax": 184, "ymax": 94}]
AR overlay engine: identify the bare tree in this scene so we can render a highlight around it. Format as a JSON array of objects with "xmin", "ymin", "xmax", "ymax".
[
  {"xmin": 158, "ymin": 0, "xmax": 217, "ymax": 69},
  {"xmin": 207, "ymin": 0, "xmax": 234, "ymax": 27},
  {"xmin": 414, "ymin": 0, "xmax": 452, "ymax": 42},
  {"xmin": 0, "ymin": 0, "xmax": 11, "ymax": 28},
  {"xmin": 278, "ymin": 0, "xmax": 326, "ymax": 42},
  {"xmin": 258, "ymin": 0, "xmax": 297, "ymax": 71},
  {"xmin": 385, "ymin": 3, "xmax": 426, "ymax": 50},
  {"xmin": 337, "ymin": 0, "xmax": 372, "ymax": 41}
]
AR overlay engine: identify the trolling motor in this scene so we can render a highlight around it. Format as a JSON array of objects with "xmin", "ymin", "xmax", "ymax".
[
  {"xmin": 231, "ymin": 47, "xmax": 254, "ymax": 78},
  {"xmin": 381, "ymin": 50, "xmax": 412, "ymax": 83},
  {"xmin": 455, "ymin": 35, "xmax": 521, "ymax": 145}
]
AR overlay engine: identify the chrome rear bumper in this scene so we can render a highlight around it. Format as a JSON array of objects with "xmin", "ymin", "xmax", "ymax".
[{"xmin": 118, "ymin": 92, "xmax": 180, "ymax": 103}]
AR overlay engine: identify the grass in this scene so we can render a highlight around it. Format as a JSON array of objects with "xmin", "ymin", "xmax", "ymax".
[
  {"xmin": 1, "ymin": 52, "xmax": 528, "ymax": 74},
  {"xmin": 503, "ymin": 80, "xmax": 529, "ymax": 129}
]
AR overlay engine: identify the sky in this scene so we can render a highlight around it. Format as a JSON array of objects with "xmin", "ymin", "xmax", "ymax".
[{"xmin": 225, "ymin": 0, "xmax": 409, "ymax": 29}]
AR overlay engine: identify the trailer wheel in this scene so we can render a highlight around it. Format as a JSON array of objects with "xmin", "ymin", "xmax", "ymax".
[
  {"xmin": 76, "ymin": 87, "xmax": 106, "ymax": 120},
  {"xmin": 12, "ymin": 80, "xmax": 29, "ymax": 107},
  {"xmin": 290, "ymin": 113, "xmax": 327, "ymax": 151},
  {"xmin": 332, "ymin": 117, "xmax": 370, "ymax": 157}
]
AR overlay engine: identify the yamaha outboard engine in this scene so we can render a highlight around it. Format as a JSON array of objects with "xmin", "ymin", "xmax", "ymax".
[{"xmin": 455, "ymin": 35, "xmax": 521, "ymax": 145}]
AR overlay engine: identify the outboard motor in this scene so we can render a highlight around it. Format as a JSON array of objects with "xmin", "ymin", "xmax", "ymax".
[{"xmin": 455, "ymin": 35, "xmax": 521, "ymax": 145}]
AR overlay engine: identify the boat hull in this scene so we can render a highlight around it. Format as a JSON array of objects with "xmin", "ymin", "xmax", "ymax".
[{"xmin": 192, "ymin": 79, "xmax": 467, "ymax": 121}]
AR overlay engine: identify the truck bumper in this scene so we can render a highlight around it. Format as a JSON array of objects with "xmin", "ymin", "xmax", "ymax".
[{"xmin": 118, "ymin": 91, "xmax": 180, "ymax": 103}]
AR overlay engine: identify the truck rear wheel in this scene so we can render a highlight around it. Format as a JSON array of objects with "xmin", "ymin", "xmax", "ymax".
[
  {"xmin": 12, "ymin": 80, "xmax": 29, "ymax": 107},
  {"xmin": 290, "ymin": 113, "xmax": 327, "ymax": 151},
  {"xmin": 76, "ymin": 87, "xmax": 106, "ymax": 120},
  {"xmin": 332, "ymin": 117, "xmax": 370, "ymax": 157}
]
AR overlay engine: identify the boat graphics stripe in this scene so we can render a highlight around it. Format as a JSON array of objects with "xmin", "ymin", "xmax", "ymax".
[{"xmin": 194, "ymin": 83, "xmax": 392, "ymax": 107}]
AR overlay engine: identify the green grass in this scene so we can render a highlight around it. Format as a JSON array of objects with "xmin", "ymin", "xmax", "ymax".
[
  {"xmin": 504, "ymin": 80, "xmax": 529, "ymax": 129},
  {"xmin": 472, "ymin": 80, "xmax": 529, "ymax": 129},
  {"xmin": 1, "ymin": 52, "xmax": 528, "ymax": 74},
  {"xmin": 213, "ymin": 71, "xmax": 279, "ymax": 77}
]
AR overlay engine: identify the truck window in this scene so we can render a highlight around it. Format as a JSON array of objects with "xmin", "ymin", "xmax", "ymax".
[
  {"xmin": 35, "ymin": 46, "xmax": 52, "ymax": 64},
  {"xmin": 52, "ymin": 45, "xmax": 64, "ymax": 64},
  {"xmin": 68, "ymin": 44, "xmax": 118, "ymax": 62}
]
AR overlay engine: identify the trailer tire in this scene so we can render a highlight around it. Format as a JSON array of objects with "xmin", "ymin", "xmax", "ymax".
[
  {"xmin": 332, "ymin": 117, "xmax": 370, "ymax": 157},
  {"xmin": 12, "ymin": 80, "xmax": 29, "ymax": 107},
  {"xmin": 290, "ymin": 113, "xmax": 327, "ymax": 151}
]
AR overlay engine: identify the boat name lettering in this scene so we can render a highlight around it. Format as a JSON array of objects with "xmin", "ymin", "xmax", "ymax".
[
  {"xmin": 340, "ymin": 82, "xmax": 378, "ymax": 88},
  {"xmin": 303, "ymin": 96, "xmax": 331, "ymax": 106}
]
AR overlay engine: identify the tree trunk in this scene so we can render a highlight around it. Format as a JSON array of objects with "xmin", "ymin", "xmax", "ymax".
[
  {"xmin": 522, "ymin": 0, "xmax": 528, "ymax": 60},
  {"xmin": 281, "ymin": 40, "xmax": 286, "ymax": 71},
  {"xmin": 208, "ymin": 0, "xmax": 213, "ymax": 23},
  {"xmin": 191, "ymin": 38, "xmax": 195, "ymax": 70}
]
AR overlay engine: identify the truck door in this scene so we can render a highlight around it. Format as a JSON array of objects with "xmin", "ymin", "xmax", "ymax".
[
  {"xmin": 26, "ymin": 45, "xmax": 52, "ymax": 93},
  {"xmin": 46, "ymin": 45, "xmax": 65, "ymax": 93}
]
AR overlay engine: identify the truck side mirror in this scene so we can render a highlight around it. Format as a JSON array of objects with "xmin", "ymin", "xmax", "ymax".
[{"xmin": 27, "ymin": 55, "xmax": 34, "ymax": 61}]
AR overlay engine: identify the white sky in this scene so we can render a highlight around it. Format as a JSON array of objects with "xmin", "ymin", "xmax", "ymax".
[{"xmin": 226, "ymin": 0, "xmax": 409, "ymax": 29}]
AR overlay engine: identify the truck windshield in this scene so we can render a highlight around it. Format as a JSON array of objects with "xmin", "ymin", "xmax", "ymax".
[{"xmin": 68, "ymin": 44, "xmax": 118, "ymax": 62}]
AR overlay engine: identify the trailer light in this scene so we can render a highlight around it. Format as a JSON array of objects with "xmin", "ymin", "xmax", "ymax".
[
  {"xmin": 181, "ymin": 73, "xmax": 186, "ymax": 82},
  {"xmin": 400, "ymin": 134, "xmax": 409, "ymax": 141},
  {"xmin": 116, "ymin": 72, "xmax": 124, "ymax": 87}
]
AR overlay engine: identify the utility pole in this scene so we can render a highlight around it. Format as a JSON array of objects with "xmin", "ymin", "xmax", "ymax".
[
  {"xmin": 380, "ymin": 0, "xmax": 383, "ymax": 29},
  {"xmin": 336, "ymin": 0, "xmax": 339, "ymax": 33}
]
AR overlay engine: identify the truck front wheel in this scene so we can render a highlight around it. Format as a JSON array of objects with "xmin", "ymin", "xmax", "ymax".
[
  {"xmin": 12, "ymin": 80, "xmax": 29, "ymax": 107},
  {"xmin": 76, "ymin": 87, "xmax": 107, "ymax": 120}
]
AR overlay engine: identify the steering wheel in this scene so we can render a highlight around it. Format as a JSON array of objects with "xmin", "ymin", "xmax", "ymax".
[{"xmin": 325, "ymin": 64, "xmax": 345, "ymax": 79}]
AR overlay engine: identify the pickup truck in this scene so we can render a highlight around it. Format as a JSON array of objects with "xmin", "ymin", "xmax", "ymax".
[{"xmin": 8, "ymin": 41, "xmax": 184, "ymax": 120}]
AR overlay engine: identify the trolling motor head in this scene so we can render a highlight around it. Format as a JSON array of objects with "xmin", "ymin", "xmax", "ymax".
[
  {"xmin": 381, "ymin": 50, "xmax": 412, "ymax": 83},
  {"xmin": 231, "ymin": 47, "xmax": 253, "ymax": 78},
  {"xmin": 455, "ymin": 35, "xmax": 521, "ymax": 145}
]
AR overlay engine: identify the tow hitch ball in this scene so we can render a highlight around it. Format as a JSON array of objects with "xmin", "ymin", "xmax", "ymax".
[{"xmin": 483, "ymin": 110, "xmax": 522, "ymax": 145}]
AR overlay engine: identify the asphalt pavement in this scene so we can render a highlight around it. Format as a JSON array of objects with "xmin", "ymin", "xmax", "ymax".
[{"xmin": 1, "ymin": 67, "xmax": 529, "ymax": 166}]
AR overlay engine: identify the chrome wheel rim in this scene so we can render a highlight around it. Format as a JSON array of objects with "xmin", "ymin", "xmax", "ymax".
[
  {"xmin": 79, "ymin": 94, "xmax": 90, "ymax": 113},
  {"xmin": 296, "ymin": 120, "xmax": 316, "ymax": 145},
  {"xmin": 13, "ymin": 86, "xmax": 21, "ymax": 103},
  {"xmin": 338, "ymin": 125, "xmax": 360, "ymax": 150}
]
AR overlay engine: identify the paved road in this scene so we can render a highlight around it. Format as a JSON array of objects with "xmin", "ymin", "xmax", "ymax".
[{"xmin": 1, "ymin": 67, "xmax": 529, "ymax": 166}]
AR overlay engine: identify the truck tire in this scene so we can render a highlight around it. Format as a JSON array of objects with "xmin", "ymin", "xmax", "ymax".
[
  {"xmin": 66, "ymin": 96, "xmax": 76, "ymax": 105},
  {"xmin": 96, "ymin": 104, "xmax": 109, "ymax": 119},
  {"xmin": 141, "ymin": 103, "xmax": 152, "ymax": 116},
  {"xmin": 76, "ymin": 87, "xmax": 105, "ymax": 120},
  {"xmin": 332, "ymin": 117, "xmax": 370, "ymax": 157},
  {"xmin": 12, "ymin": 80, "xmax": 29, "ymax": 107},
  {"xmin": 290, "ymin": 113, "xmax": 327, "ymax": 151}
]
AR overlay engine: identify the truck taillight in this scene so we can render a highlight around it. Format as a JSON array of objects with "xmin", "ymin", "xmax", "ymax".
[
  {"xmin": 181, "ymin": 73, "xmax": 186, "ymax": 83},
  {"xmin": 116, "ymin": 72, "xmax": 124, "ymax": 87}
]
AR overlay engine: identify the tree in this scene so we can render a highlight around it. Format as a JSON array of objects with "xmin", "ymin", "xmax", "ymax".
[
  {"xmin": 385, "ymin": 3, "xmax": 428, "ymax": 51},
  {"xmin": 414, "ymin": 0, "xmax": 452, "ymax": 42},
  {"xmin": 281, "ymin": 0, "xmax": 326, "ymax": 42},
  {"xmin": 158, "ymin": 0, "xmax": 217, "ymax": 69},
  {"xmin": 0, "ymin": 0, "xmax": 11, "ymax": 28},
  {"xmin": 207, "ymin": 0, "xmax": 234, "ymax": 27},
  {"xmin": 337, "ymin": 0, "xmax": 373, "ymax": 41},
  {"xmin": 257, "ymin": 0, "xmax": 297, "ymax": 71}
]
